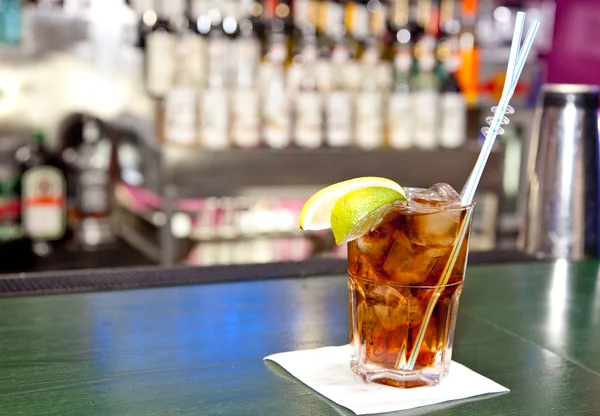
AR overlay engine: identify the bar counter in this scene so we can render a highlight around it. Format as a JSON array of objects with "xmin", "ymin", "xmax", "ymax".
[
  {"xmin": 2, "ymin": 259, "xmax": 600, "ymax": 415},
  {"xmin": 0, "ymin": 250, "xmax": 531, "ymax": 297}
]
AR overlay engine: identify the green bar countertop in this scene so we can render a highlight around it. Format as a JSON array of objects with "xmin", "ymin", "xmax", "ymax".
[{"xmin": 1, "ymin": 260, "xmax": 600, "ymax": 415}]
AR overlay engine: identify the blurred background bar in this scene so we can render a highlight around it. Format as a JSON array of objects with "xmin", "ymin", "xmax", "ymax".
[{"xmin": 0, "ymin": 0, "xmax": 577, "ymax": 273}]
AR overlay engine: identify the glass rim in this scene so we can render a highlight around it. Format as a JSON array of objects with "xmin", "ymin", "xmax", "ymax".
[
  {"xmin": 348, "ymin": 272, "xmax": 464, "ymax": 289},
  {"xmin": 401, "ymin": 187, "xmax": 477, "ymax": 210},
  {"xmin": 401, "ymin": 201, "xmax": 476, "ymax": 213}
]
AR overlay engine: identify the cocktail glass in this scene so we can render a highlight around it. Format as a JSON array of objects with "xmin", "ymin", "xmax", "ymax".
[{"xmin": 348, "ymin": 184, "xmax": 474, "ymax": 388}]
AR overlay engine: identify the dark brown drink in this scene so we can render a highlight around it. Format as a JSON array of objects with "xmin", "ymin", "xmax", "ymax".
[{"xmin": 348, "ymin": 184, "xmax": 473, "ymax": 387}]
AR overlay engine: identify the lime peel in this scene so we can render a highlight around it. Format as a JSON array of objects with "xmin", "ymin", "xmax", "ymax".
[
  {"xmin": 330, "ymin": 186, "xmax": 406, "ymax": 245},
  {"xmin": 299, "ymin": 177, "xmax": 404, "ymax": 231}
]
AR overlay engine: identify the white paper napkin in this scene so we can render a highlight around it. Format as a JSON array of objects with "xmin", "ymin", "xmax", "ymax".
[{"xmin": 264, "ymin": 345, "xmax": 508, "ymax": 415}]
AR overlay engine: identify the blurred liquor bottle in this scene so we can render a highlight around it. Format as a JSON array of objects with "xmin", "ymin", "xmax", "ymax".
[
  {"xmin": 439, "ymin": 0, "xmax": 459, "ymax": 35},
  {"xmin": 231, "ymin": 4, "xmax": 262, "ymax": 148},
  {"xmin": 355, "ymin": 37, "xmax": 384, "ymax": 149},
  {"xmin": 321, "ymin": 0, "xmax": 345, "ymax": 55},
  {"xmin": 0, "ymin": 148, "xmax": 21, "ymax": 243},
  {"xmin": 293, "ymin": 0, "xmax": 310, "ymax": 46},
  {"xmin": 294, "ymin": 29, "xmax": 324, "ymax": 149},
  {"xmin": 368, "ymin": 0, "xmax": 388, "ymax": 56},
  {"xmin": 17, "ymin": 132, "xmax": 67, "ymax": 257},
  {"xmin": 144, "ymin": 0, "xmax": 183, "ymax": 98},
  {"xmin": 262, "ymin": 9, "xmax": 292, "ymax": 149},
  {"xmin": 264, "ymin": 0, "xmax": 276, "ymax": 20},
  {"xmin": 275, "ymin": 0, "xmax": 295, "ymax": 66},
  {"xmin": 247, "ymin": 0, "xmax": 267, "ymax": 55},
  {"xmin": 221, "ymin": 0, "xmax": 242, "ymax": 79},
  {"xmin": 160, "ymin": 42, "xmax": 199, "ymax": 148},
  {"xmin": 136, "ymin": 0, "xmax": 156, "ymax": 49},
  {"xmin": 287, "ymin": 0, "xmax": 309, "ymax": 104},
  {"xmin": 387, "ymin": 23, "xmax": 413, "ymax": 149},
  {"xmin": 308, "ymin": 0, "xmax": 325, "ymax": 53},
  {"xmin": 345, "ymin": 0, "xmax": 370, "ymax": 60},
  {"xmin": 325, "ymin": 32, "xmax": 353, "ymax": 147},
  {"xmin": 63, "ymin": 116, "xmax": 116, "ymax": 250},
  {"xmin": 199, "ymin": 0, "xmax": 232, "ymax": 150},
  {"xmin": 437, "ymin": 1, "xmax": 467, "ymax": 148},
  {"xmin": 411, "ymin": 30, "xmax": 438, "ymax": 149},
  {"xmin": 183, "ymin": 0, "xmax": 209, "ymax": 89},
  {"xmin": 456, "ymin": 0, "xmax": 478, "ymax": 107},
  {"xmin": 327, "ymin": 0, "xmax": 348, "ymax": 47}
]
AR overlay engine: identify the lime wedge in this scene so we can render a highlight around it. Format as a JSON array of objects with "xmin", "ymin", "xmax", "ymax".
[
  {"xmin": 331, "ymin": 186, "xmax": 406, "ymax": 245},
  {"xmin": 299, "ymin": 177, "xmax": 404, "ymax": 231}
]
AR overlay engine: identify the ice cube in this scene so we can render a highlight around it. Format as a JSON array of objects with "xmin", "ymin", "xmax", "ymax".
[
  {"xmin": 407, "ymin": 183, "xmax": 461, "ymax": 211},
  {"xmin": 382, "ymin": 230, "xmax": 453, "ymax": 284},
  {"xmin": 383, "ymin": 232, "xmax": 431, "ymax": 285},
  {"xmin": 355, "ymin": 257, "xmax": 377, "ymax": 281},
  {"xmin": 349, "ymin": 240, "xmax": 384, "ymax": 281},
  {"xmin": 357, "ymin": 223, "xmax": 395, "ymax": 261},
  {"xmin": 372, "ymin": 285, "xmax": 424, "ymax": 330},
  {"xmin": 430, "ymin": 183, "xmax": 460, "ymax": 205},
  {"xmin": 408, "ymin": 210, "xmax": 461, "ymax": 247}
]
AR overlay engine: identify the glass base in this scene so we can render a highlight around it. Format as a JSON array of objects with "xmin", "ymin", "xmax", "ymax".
[
  {"xmin": 348, "ymin": 273, "xmax": 463, "ymax": 389},
  {"xmin": 351, "ymin": 359, "xmax": 444, "ymax": 388}
]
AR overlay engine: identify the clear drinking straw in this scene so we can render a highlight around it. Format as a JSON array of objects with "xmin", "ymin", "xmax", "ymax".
[
  {"xmin": 461, "ymin": 15, "xmax": 540, "ymax": 205},
  {"xmin": 401, "ymin": 12, "xmax": 540, "ymax": 371}
]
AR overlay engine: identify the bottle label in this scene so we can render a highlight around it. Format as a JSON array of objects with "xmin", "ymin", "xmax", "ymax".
[
  {"xmin": 79, "ymin": 170, "xmax": 110, "ymax": 214},
  {"xmin": 208, "ymin": 35, "xmax": 228, "ymax": 74},
  {"xmin": 22, "ymin": 166, "xmax": 66, "ymax": 240},
  {"xmin": 267, "ymin": 42, "xmax": 287, "ymax": 64},
  {"xmin": 238, "ymin": 37, "xmax": 260, "ymax": 69},
  {"xmin": 295, "ymin": 91, "xmax": 323, "ymax": 148},
  {"xmin": 440, "ymin": 93, "xmax": 467, "ymax": 148},
  {"xmin": 326, "ymin": 91, "xmax": 352, "ymax": 147},
  {"xmin": 286, "ymin": 64, "xmax": 304, "ymax": 97},
  {"xmin": 331, "ymin": 45, "xmax": 349, "ymax": 63},
  {"xmin": 264, "ymin": 86, "xmax": 291, "ymax": 148},
  {"xmin": 394, "ymin": 50, "xmax": 413, "ymax": 73},
  {"xmin": 200, "ymin": 89, "xmax": 229, "ymax": 149},
  {"xmin": 388, "ymin": 93, "xmax": 413, "ymax": 149},
  {"xmin": 0, "ymin": 168, "xmax": 21, "ymax": 241},
  {"xmin": 178, "ymin": 34, "xmax": 206, "ymax": 88},
  {"xmin": 413, "ymin": 90, "xmax": 438, "ymax": 148},
  {"xmin": 146, "ymin": 31, "xmax": 175, "ymax": 97},
  {"xmin": 355, "ymin": 91, "xmax": 383, "ymax": 149},
  {"xmin": 236, "ymin": 38, "xmax": 260, "ymax": 87},
  {"xmin": 231, "ymin": 89, "xmax": 260, "ymax": 148},
  {"xmin": 165, "ymin": 88, "xmax": 198, "ymax": 146}
]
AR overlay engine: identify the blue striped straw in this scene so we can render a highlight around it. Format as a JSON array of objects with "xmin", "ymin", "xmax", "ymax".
[
  {"xmin": 503, "ymin": 12, "xmax": 525, "ymax": 98},
  {"xmin": 511, "ymin": 20, "xmax": 541, "ymax": 92},
  {"xmin": 460, "ymin": 13, "xmax": 540, "ymax": 206}
]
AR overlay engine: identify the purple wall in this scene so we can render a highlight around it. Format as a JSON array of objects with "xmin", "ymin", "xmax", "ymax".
[{"xmin": 545, "ymin": 0, "xmax": 600, "ymax": 85}]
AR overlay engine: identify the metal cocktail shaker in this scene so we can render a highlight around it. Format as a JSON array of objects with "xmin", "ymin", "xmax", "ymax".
[{"xmin": 518, "ymin": 84, "xmax": 600, "ymax": 259}]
